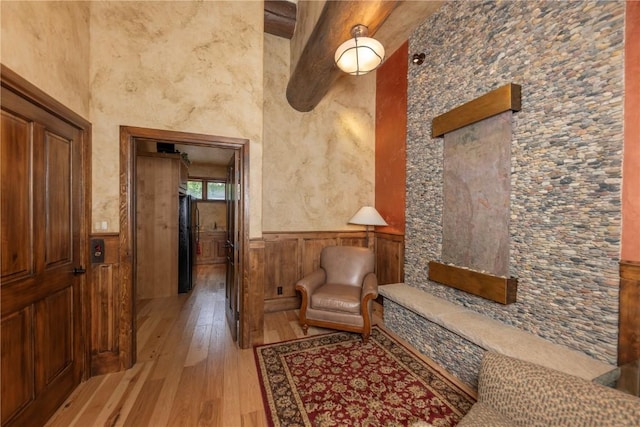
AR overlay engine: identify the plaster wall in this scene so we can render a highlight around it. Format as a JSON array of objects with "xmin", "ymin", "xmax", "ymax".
[
  {"xmin": 622, "ymin": 1, "xmax": 640, "ymax": 262},
  {"xmin": 263, "ymin": 34, "xmax": 376, "ymax": 232},
  {"xmin": 188, "ymin": 163, "xmax": 227, "ymax": 180},
  {"xmin": 89, "ymin": 1, "xmax": 264, "ymax": 237},
  {"xmin": 405, "ymin": 1, "xmax": 624, "ymax": 364},
  {"xmin": 1, "ymin": 1, "xmax": 90, "ymax": 118},
  {"xmin": 375, "ymin": 42, "xmax": 407, "ymax": 235}
]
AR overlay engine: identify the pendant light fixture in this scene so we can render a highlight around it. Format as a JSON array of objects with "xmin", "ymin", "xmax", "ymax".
[{"xmin": 334, "ymin": 24, "xmax": 385, "ymax": 76}]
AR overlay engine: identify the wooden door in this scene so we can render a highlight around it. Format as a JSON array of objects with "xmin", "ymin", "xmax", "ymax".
[
  {"xmin": 1, "ymin": 84, "xmax": 86, "ymax": 426},
  {"xmin": 225, "ymin": 155, "xmax": 239, "ymax": 340}
]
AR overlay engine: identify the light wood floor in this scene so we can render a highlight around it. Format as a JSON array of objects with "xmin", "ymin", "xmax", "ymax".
[
  {"xmin": 45, "ymin": 264, "xmax": 330, "ymax": 427},
  {"xmin": 46, "ymin": 264, "xmax": 473, "ymax": 427}
]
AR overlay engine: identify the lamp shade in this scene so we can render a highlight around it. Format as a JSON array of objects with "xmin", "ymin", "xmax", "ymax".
[
  {"xmin": 348, "ymin": 206, "xmax": 388, "ymax": 226},
  {"xmin": 335, "ymin": 25, "xmax": 385, "ymax": 76}
]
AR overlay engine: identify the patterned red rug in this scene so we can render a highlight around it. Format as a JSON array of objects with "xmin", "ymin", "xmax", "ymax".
[{"xmin": 254, "ymin": 326, "xmax": 475, "ymax": 427}]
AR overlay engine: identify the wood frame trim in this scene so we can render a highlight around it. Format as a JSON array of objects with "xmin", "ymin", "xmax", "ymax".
[
  {"xmin": 119, "ymin": 126, "xmax": 250, "ymax": 367},
  {"xmin": 619, "ymin": 260, "xmax": 640, "ymax": 365},
  {"xmin": 296, "ymin": 285, "xmax": 377, "ymax": 342},
  {"xmin": 431, "ymin": 83, "xmax": 522, "ymax": 138},
  {"xmin": 428, "ymin": 261, "xmax": 518, "ymax": 305},
  {"xmin": 1, "ymin": 64, "xmax": 93, "ymax": 379}
]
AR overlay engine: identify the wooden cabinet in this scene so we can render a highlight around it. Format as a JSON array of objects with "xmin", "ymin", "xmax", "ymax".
[
  {"xmin": 196, "ymin": 231, "xmax": 227, "ymax": 265},
  {"xmin": 136, "ymin": 153, "xmax": 187, "ymax": 299}
]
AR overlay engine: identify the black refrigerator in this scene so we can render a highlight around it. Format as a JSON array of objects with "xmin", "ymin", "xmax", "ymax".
[{"xmin": 178, "ymin": 195, "xmax": 195, "ymax": 293}]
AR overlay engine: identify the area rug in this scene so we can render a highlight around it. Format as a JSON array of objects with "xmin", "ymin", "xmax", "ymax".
[{"xmin": 254, "ymin": 326, "xmax": 475, "ymax": 427}]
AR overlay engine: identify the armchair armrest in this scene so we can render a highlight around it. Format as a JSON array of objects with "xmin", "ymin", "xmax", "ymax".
[
  {"xmin": 361, "ymin": 272, "xmax": 378, "ymax": 302},
  {"xmin": 295, "ymin": 269, "xmax": 326, "ymax": 296}
]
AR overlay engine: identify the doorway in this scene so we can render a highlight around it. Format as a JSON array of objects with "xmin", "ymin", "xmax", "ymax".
[{"xmin": 119, "ymin": 126, "xmax": 249, "ymax": 368}]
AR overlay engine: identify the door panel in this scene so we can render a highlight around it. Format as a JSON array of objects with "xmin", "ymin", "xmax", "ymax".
[
  {"xmin": 1, "ymin": 84, "xmax": 84, "ymax": 427},
  {"xmin": 35, "ymin": 287, "xmax": 73, "ymax": 386},
  {"xmin": 0, "ymin": 307, "xmax": 34, "ymax": 423},
  {"xmin": 1, "ymin": 111, "xmax": 32, "ymax": 280},
  {"xmin": 45, "ymin": 131, "xmax": 72, "ymax": 267}
]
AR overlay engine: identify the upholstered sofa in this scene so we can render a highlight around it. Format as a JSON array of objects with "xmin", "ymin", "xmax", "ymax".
[{"xmin": 456, "ymin": 351, "xmax": 640, "ymax": 426}]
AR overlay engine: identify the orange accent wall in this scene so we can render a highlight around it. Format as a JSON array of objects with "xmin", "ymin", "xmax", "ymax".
[
  {"xmin": 622, "ymin": 1, "xmax": 640, "ymax": 262},
  {"xmin": 375, "ymin": 42, "xmax": 408, "ymax": 234}
]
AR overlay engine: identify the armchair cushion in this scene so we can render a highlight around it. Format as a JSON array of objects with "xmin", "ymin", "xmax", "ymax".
[
  {"xmin": 311, "ymin": 283, "xmax": 362, "ymax": 314},
  {"xmin": 296, "ymin": 246, "xmax": 378, "ymax": 340}
]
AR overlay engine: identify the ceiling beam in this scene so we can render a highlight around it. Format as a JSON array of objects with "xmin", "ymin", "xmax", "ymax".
[
  {"xmin": 264, "ymin": 0, "xmax": 297, "ymax": 39},
  {"xmin": 286, "ymin": 1, "xmax": 400, "ymax": 112}
]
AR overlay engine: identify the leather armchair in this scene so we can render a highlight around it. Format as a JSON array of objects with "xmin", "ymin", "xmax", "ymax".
[{"xmin": 295, "ymin": 246, "xmax": 378, "ymax": 341}]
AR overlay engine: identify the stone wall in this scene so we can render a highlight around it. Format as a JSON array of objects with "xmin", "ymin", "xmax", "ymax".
[{"xmin": 403, "ymin": 1, "xmax": 624, "ymax": 365}]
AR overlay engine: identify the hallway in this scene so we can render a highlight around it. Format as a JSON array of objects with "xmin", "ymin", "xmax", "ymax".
[{"xmin": 45, "ymin": 265, "xmax": 325, "ymax": 427}]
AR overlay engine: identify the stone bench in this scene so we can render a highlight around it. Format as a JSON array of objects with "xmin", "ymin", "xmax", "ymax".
[{"xmin": 379, "ymin": 283, "xmax": 619, "ymax": 386}]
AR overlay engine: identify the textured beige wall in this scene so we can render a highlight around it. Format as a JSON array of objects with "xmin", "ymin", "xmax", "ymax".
[
  {"xmin": 89, "ymin": 1, "xmax": 263, "ymax": 237},
  {"xmin": 263, "ymin": 34, "xmax": 376, "ymax": 232},
  {"xmin": 3, "ymin": 1, "xmax": 374, "ymax": 236},
  {"xmin": 1, "ymin": 1, "xmax": 90, "ymax": 118},
  {"xmin": 196, "ymin": 202, "xmax": 226, "ymax": 232},
  {"xmin": 188, "ymin": 163, "xmax": 227, "ymax": 180}
]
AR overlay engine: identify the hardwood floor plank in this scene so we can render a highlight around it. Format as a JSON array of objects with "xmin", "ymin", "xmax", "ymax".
[
  {"xmin": 167, "ymin": 362, "xmax": 207, "ymax": 426},
  {"xmin": 185, "ymin": 324, "xmax": 212, "ymax": 367},
  {"xmin": 121, "ymin": 378, "xmax": 164, "ymax": 427},
  {"xmin": 63, "ymin": 371, "xmax": 127, "ymax": 426},
  {"xmin": 46, "ymin": 264, "xmax": 466, "ymax": 426},
  {"xmin": 43, "ymin": 373, "xmax": 108, "ymax": 427},
  {"xmin": 92, "ymin": 362, "xmax": 151, "ymax": 426}
]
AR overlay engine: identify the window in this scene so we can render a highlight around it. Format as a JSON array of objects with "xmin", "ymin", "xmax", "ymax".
[
  {"xmin": 187, "ymin": 179, "xmax": 226, "ymax": 201},
  {"xmin": 207, "ymin": 182, "xmax": 226, "ymax": 200},
  {"xmin": 186, "ymin": 181, "xmax": 203, "ymax": 199}
]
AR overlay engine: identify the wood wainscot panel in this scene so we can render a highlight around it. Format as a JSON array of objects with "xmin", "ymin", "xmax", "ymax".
[
  {"xmin": 261, "ymin": 231, "xmax": 370, "ymax": 313},
  {"xmin": 249, "ymin": 240, "xmax": 265, "ymax": 345},
  {"xmin": 372, "ymin": 232, "xmax": 405, "ymax": 318},
  {"xmin": 264, "ymin": 238, "xmax": 300, "ymax": 308},
  {"xmin": 619, "ymin": 260, "xmax": 640, "ymax": 365},
  {"xmin": 89, "ymin": 233, "xmax": 122, "ymax": 375},
  {"xmin": 428, "ymin": 261, "xmax": 517, "ymax": 305},
  {"xmin": 375, "ymin": 232, "xmax": 404, "ymax": 285}
]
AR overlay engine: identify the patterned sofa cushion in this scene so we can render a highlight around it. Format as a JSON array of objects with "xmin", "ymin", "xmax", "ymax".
[{"xmin": 460, "ymin": 351, "xmax": 640, "ymax": 427}]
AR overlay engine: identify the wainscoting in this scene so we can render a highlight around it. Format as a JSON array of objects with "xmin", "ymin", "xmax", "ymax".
[
  {"xmin": 619, "ymin": 260, "xmax": 640, "ymax": 365},
  {"xmin": 257, "ymin": 231, "xmax": 405, "ymax": 314},
  {"xmin": 89, "ymin": 230, "xmax": 405, "ymax": 371},
  {"xmin": 89, "ymin": 234, "xmax": 122, "ymax": 375}
]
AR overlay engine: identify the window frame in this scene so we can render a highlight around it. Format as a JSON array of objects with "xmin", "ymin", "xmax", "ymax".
[{"xmin": 187, "ymin": 176, "xmax": 227, "ymax": 202}]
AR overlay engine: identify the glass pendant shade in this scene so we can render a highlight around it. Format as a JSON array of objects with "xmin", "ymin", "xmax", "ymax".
[{"xmin": 335, "ymin": 25, "xmax": 385, "ymax": 76}]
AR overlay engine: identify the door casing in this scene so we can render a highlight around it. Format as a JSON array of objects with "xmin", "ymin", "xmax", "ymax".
[{"xmin": 118, "ymin": 126, "xmax": 250, "ymax": 368}]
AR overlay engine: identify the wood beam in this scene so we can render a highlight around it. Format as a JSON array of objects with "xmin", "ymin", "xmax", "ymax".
[
  {"xmin": 265, "ymin": 0, "xmax": 297, "ymax": 39},
  {"xmin": 286, "ymin": 0, "xmax": 400, "ymax": 112},
  {"xmin": 428, "ymin": 261, "xmax": 518, "ymax": 305},
  {"xmin": 432, "ymin": 83, "xmax": 522, "ymax": 138}
]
